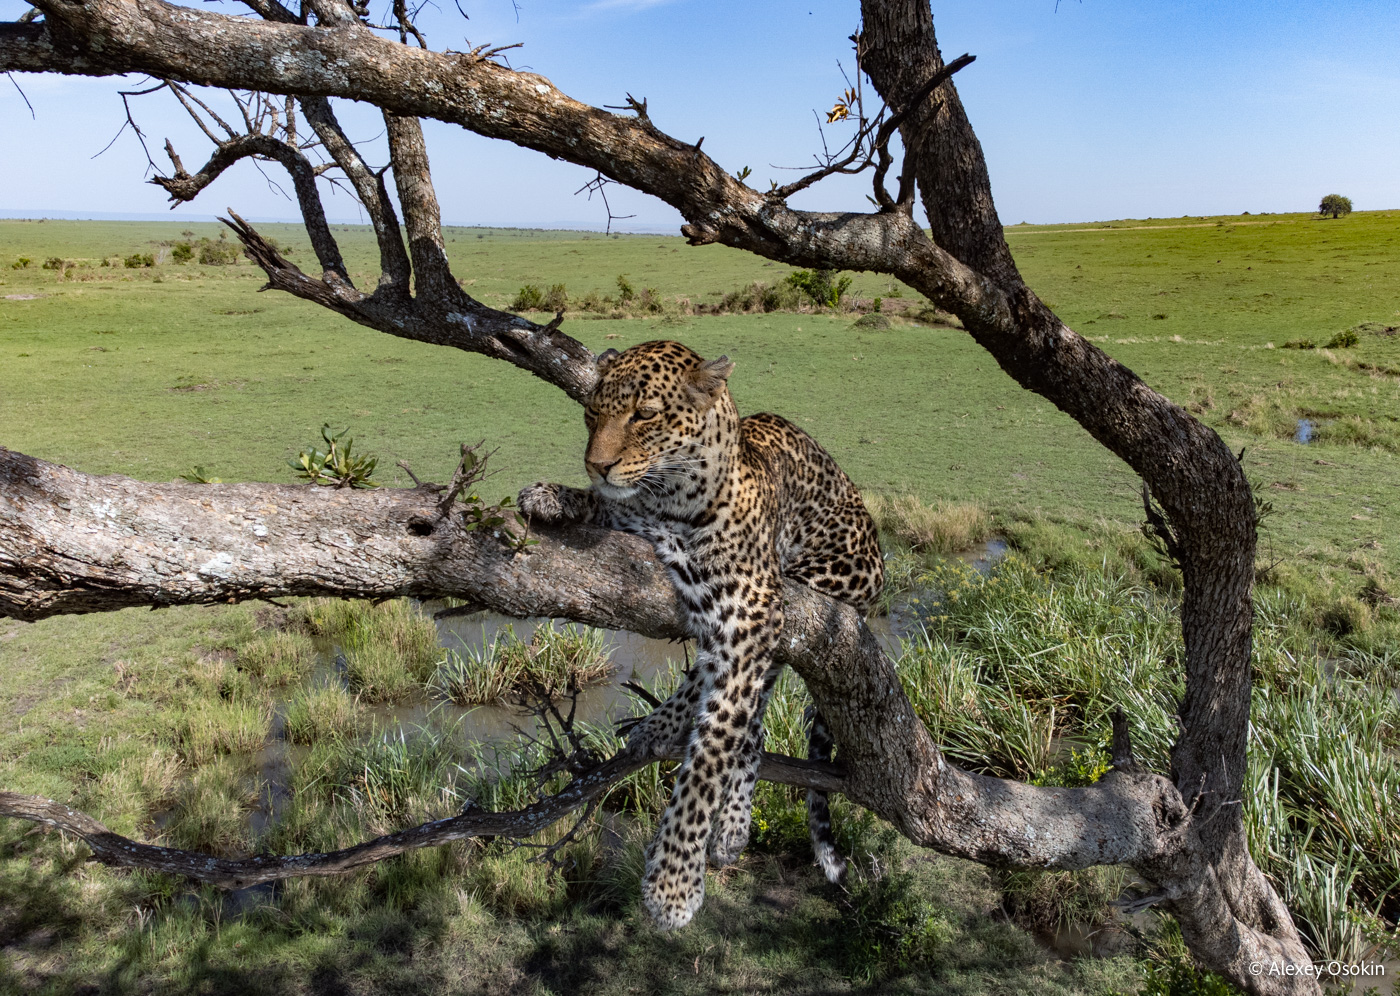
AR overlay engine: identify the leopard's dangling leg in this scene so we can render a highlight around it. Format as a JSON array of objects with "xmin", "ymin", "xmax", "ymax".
[
  {"xmin": 804, "ymin": 705, "xmax": 847, "ymax": 883},
  {"xmin": 622, "ymin": 657, "xmax": 705, "ymax": 759},
  {"xmin": 641, "ymin": 601, "xmax": 780, "ymax": 929},
  {"xmin": 707, "ymin": 660, "xmax": 784, "ymax": 868}
]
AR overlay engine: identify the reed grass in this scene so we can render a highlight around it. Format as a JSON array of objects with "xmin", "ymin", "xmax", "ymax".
[
  {"xmin": 866, "ymin": 493, "xmax": 992, "ymax": 556},
  {"xmin": 237, "ymin": 629, "xmax": 318, "ymax": 687},
  {"xmin": 897, "ymin": 550, "xmax": 1398, "ymax": 963},
  {"xmin": 339, "ymin": 599, "xmax": 441, "ymax": 703},
  {"xmin": 433, "ymin": 622, "xmax": 615, "ymax": 705},
  {"xmin": 282, "ymin": 681, "xmax": 361, "ymax": 745},
  {"xmin": 160, "ymin": 757, "xmax": 260, "ymax": 856},
  {"xmin": 173, "ymin": 697, "xmax": 271, "ymax": 765}
]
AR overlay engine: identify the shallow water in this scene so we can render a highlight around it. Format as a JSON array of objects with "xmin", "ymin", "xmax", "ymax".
[{"xmin": 243, "ymin": 537, "xmax": 1011, "ymax": 833}]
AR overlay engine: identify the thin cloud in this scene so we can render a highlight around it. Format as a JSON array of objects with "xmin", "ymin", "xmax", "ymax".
[{"xmin": 581, "ymin": 0, "xmax": 679, "ymax": 13}]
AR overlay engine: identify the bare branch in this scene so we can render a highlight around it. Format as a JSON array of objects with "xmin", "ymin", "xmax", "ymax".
[
  {"xmin": 299, "ymin": 97, "xmax": 412, "ymax": 297},
  {"xmin": 154, "ymin": 135, "xmax": 348, "ymax": 280},
  {"xmin": 384, "ymin": 112, "xmax": 458, "ymax": 302},
  {"xmin": 0, "ymin": 746, "xmax": 835, "ymax": 889}
]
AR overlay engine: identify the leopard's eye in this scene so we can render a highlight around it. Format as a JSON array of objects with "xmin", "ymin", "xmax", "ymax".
[{"xmin": 631, "ymin": 407, "xmax": 660, "ymax": 423}]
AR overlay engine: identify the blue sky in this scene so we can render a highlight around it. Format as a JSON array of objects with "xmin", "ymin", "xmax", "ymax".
[{"xmin": 2, "ymin": 0, "xmax": 1397, "ymax": 228}]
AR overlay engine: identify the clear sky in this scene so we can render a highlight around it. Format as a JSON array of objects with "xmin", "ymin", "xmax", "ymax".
[{"xmin": 2, "ymin": 0, "xmax": 1397, "ymax": 229}]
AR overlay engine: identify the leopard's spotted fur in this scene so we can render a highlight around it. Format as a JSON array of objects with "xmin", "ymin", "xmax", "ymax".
[{"xmin": 518, "ymin": 340, "xmax": 882, "ymax": 929}]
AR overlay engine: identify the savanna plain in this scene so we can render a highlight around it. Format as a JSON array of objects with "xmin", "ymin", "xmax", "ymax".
[{"xmin": 0, "ymin": 210, "xmax": 1397, "ymax": 995}]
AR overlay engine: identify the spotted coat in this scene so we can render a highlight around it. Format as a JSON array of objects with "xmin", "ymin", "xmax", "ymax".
[{"xmin": 518, "ymin": 340, "xmax": 882, "ymax": 928}]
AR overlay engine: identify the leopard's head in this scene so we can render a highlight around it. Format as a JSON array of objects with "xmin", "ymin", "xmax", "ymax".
[{"xmin": 582, "ymin": 340, "xmax": 736, "ymax": 501}]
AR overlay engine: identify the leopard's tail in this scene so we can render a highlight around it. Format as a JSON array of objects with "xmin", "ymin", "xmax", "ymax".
[{"xmin": 805, "ymin": 706, "xmax": 847, "ymax": 884}]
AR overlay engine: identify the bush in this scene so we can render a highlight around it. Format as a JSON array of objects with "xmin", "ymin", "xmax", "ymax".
[
  {"xmin": 124, "ymin": 253, "xmax": 155, "ymax": 268},
  {"xmin": 615, "ymin": 273, "xmax": 636, "ymax": 303},
  {"xmin": 510, "ymin": 284, "xmax": 545, "ymax": 310},
  {"xmin": 542, "ymin": 282, "xmax": 568, "ymax": 311},
  {"xmin": 1282, "ymin": 339, "xmax": 1316, "ymax": 350},
  {"xmin": 1324, "ymin": 328, "xmax": 1359, "ymax": 349},
  {"xmin": 786, "ymin": 268, "xmax": 852, "ymax": 308},
  {"xmin": 714, "ymin": 279, "xmax": 803, "ymax": 313},
  {"xmin": 42, "ymin": 257, "xmax": 68, "ymax": 270},
  {"xmin": 171, "ymin": 242, "xmax": 194, "ymax": 263},
  {"xmin": 1318, "ymin": 194, "xmax": 1352, "ymax": 219},
  {"xmin": 289, "ymin": 424, "xmax": 379, "ymax": 488},
  {"xmin": 197, "ymin": 239, "xmax": 240, "ymax": 265},
  {"xmin": 10, "ymin": 256, "xmax": 30, "ymax": 269}
]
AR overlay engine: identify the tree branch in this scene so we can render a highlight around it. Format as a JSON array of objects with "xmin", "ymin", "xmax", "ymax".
[
  {"xmin": 0, "ymin": 444, "xmax": 1187, "ymax": 877},
  {"xmin": 0, "ymin": 748, "xmax": 838, "ymax": 889},
  {"xmin": 155, "ymin": 132, "xmax": 348, "ymax": 280}
]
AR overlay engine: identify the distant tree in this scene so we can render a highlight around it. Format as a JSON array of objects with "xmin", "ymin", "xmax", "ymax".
[{"xmin": 1318, "ymin": 194, "xmax": 1353, "ymax": 219}]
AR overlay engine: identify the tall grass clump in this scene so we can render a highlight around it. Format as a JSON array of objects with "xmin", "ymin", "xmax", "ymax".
[
  {"xmin": 433, "ymin": 622, "xmax": 615, "ymax": 705},
  {"xmin": 899, "ymin": 552, "xmax": 1399, "ymax": 963},
  {"xmin": 174, "ymin": 697, "xmax": 271, "ymax": 764},
  {"xmin": 896, "ymin": 555, "xmax": 1181, "ymax": 781},
  {"xmin": 282, "ymin": 682, "xmax": 361, "ymax": 745},
  {"xmin": 161, "ymin": 757, "xmax": 260, "ymax": 855},
  {"xmin": 292, "ymin": 596, "xmax": 364, "ymax": 637},
  {"xmin": 336, "ymin": 726, "xmax": 467, "ymax": 830},
  {"xmin": 1245, "ymin": 675, "xmax": 1400, "ymax": 961},
  {"xmin": 337, "ymin": 599, "xmax": 441, "ymax": 703},
  {"xmin": 237, "ymin": 629, "xmax": 318, "ymax": 687},
  {"xmin": 867, "ymin": 494, "xmax": 992, "ymax": 556}
]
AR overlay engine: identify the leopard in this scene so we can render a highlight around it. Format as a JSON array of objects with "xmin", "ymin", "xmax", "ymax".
[{"xmin": 518, "ymin": 340, "xmax": 883, "ymax": 929}]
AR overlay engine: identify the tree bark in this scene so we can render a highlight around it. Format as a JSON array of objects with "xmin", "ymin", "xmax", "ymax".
[{"xmin": 0, "ymin": 1, "xmax": 1318, "ymax": 990}]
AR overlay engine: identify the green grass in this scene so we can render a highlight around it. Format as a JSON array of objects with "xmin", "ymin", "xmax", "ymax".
[
  {"xmin": 282, "ymin": 682, "xmax": 361, "ymax": 745},
  {"xmin": 432, "ymin": 622, "xmax": 616, "ymax": 705},
  {"xmin": 3, "ymin": 213, "xmax": 1399, "ymax": 992},
  {"xmin": 337, "ymin": 600, "xmax": 441, "ymax": 704}
]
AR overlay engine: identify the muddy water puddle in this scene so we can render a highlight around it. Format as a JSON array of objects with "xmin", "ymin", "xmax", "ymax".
[{"xmin": 242, "ymin": 537, "xmax": 1009, "ymax": 835}]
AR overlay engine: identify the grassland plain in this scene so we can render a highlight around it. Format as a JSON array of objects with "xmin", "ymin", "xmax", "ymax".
[{"xmin": 0, "ymin": 212, "xmax": 1398, "ymax": 993}]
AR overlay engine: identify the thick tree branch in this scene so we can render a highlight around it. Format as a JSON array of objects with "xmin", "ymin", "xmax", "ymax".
[
  {"xmin": 297, "ymin": 96, "xmax": 412, "ymax": 296},
  {"xmin": 0, "ymin": 445, "xmax": 1186, "ymax": 877},
  {"xmin": 383, "ymin": 112, "xmax": 458, "ymax": 303}
]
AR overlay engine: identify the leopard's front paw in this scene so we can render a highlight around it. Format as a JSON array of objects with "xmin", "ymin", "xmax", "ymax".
[{"xmin": 517, "ymin": 482, "xmax": 566, "ymax": 524}]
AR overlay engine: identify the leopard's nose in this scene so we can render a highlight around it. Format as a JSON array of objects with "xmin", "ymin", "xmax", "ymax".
[{"xmin": 587, "ymin": 458, "xmax": 620, "ymax": 479}]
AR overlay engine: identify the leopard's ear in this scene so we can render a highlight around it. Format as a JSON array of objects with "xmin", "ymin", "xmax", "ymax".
[
  {"xmin": 595, "ymin": 348, "xmax": 621, "ymax": 373},
  {"xmin": 687, "ymin": 354, "xmax": 734, "ymax": 402}
]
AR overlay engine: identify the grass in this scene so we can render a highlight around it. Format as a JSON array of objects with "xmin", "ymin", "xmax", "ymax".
[
  {"xmin": 238, "ymin": 630, "xmax": 318, "ymax": 687},
  {"xmin": 866, "ymin": 493, "xmax": 992, "ymax": 556},
  {"xmin": 173, "ymin": 696, "xmax": 271, "ymax": 765},
  {"xmin": 281, "ymin": 682, "xmax": 361, "ymax": 745},
  {"xmin": 433, "ymin": 622, "xmax": 616, "ymax": 705},
  {"xmin": 336, "ymin": 600, "xmax": 441, "ymax": 704},
  {"xmin": 2, "ymin": 213, "xmax": 1399, "ymax": 991}
]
